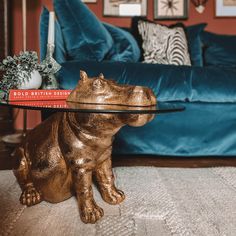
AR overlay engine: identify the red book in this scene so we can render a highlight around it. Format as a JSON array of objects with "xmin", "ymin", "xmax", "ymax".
[
  {"xmin": 9, "ymin": 100, "xmax": 69, "ymax": 109},
  {"xmin": 8, "ymin": 89, "xmax": 72, "ymax": 101}
]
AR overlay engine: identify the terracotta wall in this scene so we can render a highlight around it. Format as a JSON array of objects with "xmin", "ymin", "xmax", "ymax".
[
  {"xmin": 87, "ymin": 1, "xmax": 236, "ymax": 34},
  {"xmin": 12, "ymin": 0, "xmax": 236, "ymax": 56},
  {"xmin": 12, "ymin": 0, "xmax": 236, "ymax": 130},
  {"xmin": 42, "ymin": 0, "xmax": 236, "ymax": 34}
]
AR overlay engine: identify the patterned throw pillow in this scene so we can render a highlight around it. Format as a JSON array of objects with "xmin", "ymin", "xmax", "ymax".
[{"xmin": 138, "ymin": 20, "xmax": 191, "ymax": 66}]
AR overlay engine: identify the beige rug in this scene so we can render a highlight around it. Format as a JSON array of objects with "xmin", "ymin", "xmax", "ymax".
[{"xmin": 0, "ymin": 167, "xmax": 235, "ymax": 236}]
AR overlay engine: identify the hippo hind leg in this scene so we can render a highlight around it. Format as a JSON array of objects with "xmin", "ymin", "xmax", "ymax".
[{"xmin": 13, "ymin": 147, "xmax": 42, "ymax": 207}]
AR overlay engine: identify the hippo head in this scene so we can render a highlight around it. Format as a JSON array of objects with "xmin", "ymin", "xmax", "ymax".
[{"xmin": 67, "ymin": 71, "xmax": 156, "ymax": 107}]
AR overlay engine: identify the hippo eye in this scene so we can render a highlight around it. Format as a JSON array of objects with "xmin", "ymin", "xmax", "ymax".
[
  {"xmin": 109, "ymin": 79, "xmax": 116, "ymax": 84},
  {"xmin": 99, "ymin": 73, "xmax": 104, "ymax": 79},
  {"xmin": 93, "ymin": 79, "xmax": 104, "ymax": 90}
]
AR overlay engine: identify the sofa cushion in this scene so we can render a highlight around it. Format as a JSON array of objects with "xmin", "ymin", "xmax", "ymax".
[
  {"xmin": 53, "ymin": 0, "xmax": 113, "ymax": 61},
  {"xmin": 103, "ymin": 23, "xmax": 141, "ymax": 62},
  {"xmin": 190, "ymin": 66, "xmax": 236, "ymax": 102},
  {"xmin": 201, "ymin": 31, "xmax": 236, "ymax": 67},
  {"xmin": 131, "ymin": 17, "xmax": 206, "ymax": 66},
  {"xmin": 57, "ymin": 60, "xmax": 192, "ymax": 102},
  {"xmin": 185, "ymin": 23, "xmax": 207, "ymax": 66},
  {"xmin": 41, "ymin": 2, "xmax": 140, "ymax": 63},
  {"xmin": 40, "ymin": 7, "xmax": 67, "ymax": 63},
  {"xmin": 138, "ymin": 20, "xmax": 191, "ymax": 66},
  {"xmin": 57, "ymin": 60, "xmax": 236, "ymax": 103}
]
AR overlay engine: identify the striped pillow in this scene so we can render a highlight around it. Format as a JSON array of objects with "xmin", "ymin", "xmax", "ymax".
[{"xmin": 138, "ymin": 20, "xmax": 191, "ymax": 66}]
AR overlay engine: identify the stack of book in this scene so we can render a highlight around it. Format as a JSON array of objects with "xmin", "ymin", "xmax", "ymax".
[{"xmin": 8, "ymin": 89, "xmax": 72, "ymax": 108}]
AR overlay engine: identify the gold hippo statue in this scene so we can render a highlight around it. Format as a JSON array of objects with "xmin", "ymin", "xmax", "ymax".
[{"xmin": 13, "ymin": 71, "xmax": 157, "ymax": 224}]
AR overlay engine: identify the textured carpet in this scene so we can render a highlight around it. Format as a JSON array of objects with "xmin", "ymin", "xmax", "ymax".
[{"xmin": 0, "ymin": 167, "xmax": 236, "ymax": 236}]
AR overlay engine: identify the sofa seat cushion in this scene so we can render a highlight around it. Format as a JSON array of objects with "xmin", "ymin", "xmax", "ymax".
[
  {"xmin": 57, "ymin": 60, "xmax": 236, "ymax": 103},
  {"xmin": 114, "ymin": 102, "xmax": 236, "ymax": 156},
  {"xmin": 190, "ymin": 66, "xmax": 236, "ymax": 102},
  {"xmin": 53, "ymin": 0, "xmax": 113, "ymax": 61}
]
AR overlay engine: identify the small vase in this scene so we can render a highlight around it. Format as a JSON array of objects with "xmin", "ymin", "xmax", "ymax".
[{"xmin": 18, "ymin": 70, "xmax": 42, "ymax": 90}]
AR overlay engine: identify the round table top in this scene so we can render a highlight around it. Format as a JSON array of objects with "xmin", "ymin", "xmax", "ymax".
[{"xmin": 0, "ymin": 100, "xmax": 185, "ymax": 114}]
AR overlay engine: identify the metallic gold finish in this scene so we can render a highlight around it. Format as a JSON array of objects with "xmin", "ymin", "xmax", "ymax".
[
  {"xmin": 13, "ymin": 71, "xmax": 156, "ymax": 224},
  {"xmin": 67, "ymin": 70, "xmax": 157, "ymax": 106}
]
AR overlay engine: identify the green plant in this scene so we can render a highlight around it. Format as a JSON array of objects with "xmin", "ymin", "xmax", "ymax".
[{"xmin": 0, "ymin": 51, "xmax": 41, "ymax": 93}]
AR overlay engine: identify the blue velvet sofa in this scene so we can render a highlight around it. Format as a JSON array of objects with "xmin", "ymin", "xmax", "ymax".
[{"xmin": 40, "ymin": 0, "xmax": 236, "ymax": 157}]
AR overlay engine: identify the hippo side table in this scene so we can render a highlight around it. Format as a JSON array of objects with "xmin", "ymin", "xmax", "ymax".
[{"xmin": 0, "ymin": 71, "xmax": 184, "ymax": 224}]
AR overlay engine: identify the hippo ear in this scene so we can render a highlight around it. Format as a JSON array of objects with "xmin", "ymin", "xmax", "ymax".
[
  {"xmin": 99, "ymin": 73, "xmax": 104, "ymax": 79},
  {"xmin": 80, "ymin": 71, "xmax": 88, "ymax": 82}
]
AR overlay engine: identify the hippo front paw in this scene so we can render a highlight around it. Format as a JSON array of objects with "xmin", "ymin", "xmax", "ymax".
[
  {"xmin": 100, "ymin": 186, "xmax": 125, "ymax": 205},
  {"xmin": 79, "ymin": 201, "xmax": 104, "ymax": 224},
  {"xmin": 20, "ymin": 184, "xmax": 42, "ymax": 206}
]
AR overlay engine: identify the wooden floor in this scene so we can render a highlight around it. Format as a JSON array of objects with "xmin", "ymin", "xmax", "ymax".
[
  {"xmin": 1, "ymin": 138, "xmax": 236, "ymax": 170},
  {"xmin": 113, "ymin": 155, "xmax": 236, "ymax": 168},
  {"xmin": 0, "ymin": 139, "xmax": 15, "ymax": 170},
  {"xmin": 0, "ymin": 107, "xmax": 14, "ymax": 170}
]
